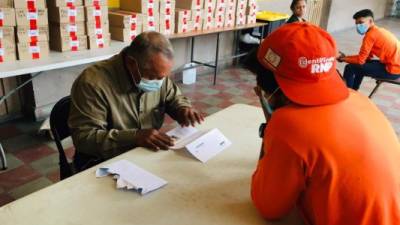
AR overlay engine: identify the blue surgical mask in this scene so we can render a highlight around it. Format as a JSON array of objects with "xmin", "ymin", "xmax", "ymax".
[
  {"xmin": 137, "ymin": 78, "xmax": 164, "ymax": 92},
  {"xmin": 356, "ymin": 23, "xmax": 368, "ymax": 35},
  {"xmin": 260, "ymin": 88, "xmax": 280, "ymax": 115}
]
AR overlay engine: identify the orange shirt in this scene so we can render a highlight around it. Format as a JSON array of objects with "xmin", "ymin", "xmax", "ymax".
[
  {"xmin": 344, "ymin": 25, "xmax": 400, "ymax": 74},
  {"xmin": 251, "ymin": 90, "xmax": 400, "ymax": 225}
]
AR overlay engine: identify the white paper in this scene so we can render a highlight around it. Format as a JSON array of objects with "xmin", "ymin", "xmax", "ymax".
[
  {"xmin": 167, "ymin": 126, "xmax": 232, "ymax": 163},
  {"xmin": 0, "ymin": 48, "xmax": 4, "ymax": 56},
  {"xmin": 27, "ymin": 12, "xmax": 38, "ymax": 20},
  {"xmin": 0, "ymin": 30, "xmax": 3, "ymax": 39},
  {"xmin": 0, "ymin": 12, "xmax": 4, "ymax": 20},
  {"xmin": 29, "ymin": 46, "xmax": 40, "ymax": 53},
  {"xmin": 96, "ymin": 160, "xmax": 167, "ymax": 195},
  {"xmin": 28, "ymin": 29, "xmax": 39, "ymax": 37},
  {"xmin": 68, "ymin": 8, "xmax": 77, "ymax": 17}
]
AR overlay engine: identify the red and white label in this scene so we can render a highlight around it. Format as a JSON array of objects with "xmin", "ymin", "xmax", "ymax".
[
  {"xmin": 28, "ymin": 8, "xmax": 38, "ymax": 40},
  {"xmin": 68, "ymin": 24, "xmax": 77, "ymax": 33},
  {"xmin": 28, "ymin": 29, "xmax": 39, "ymax": 37},
  {"xmin": 130, "ymin": 29, "xmax": 137, "ymax": 40},
  {"xmin": 0, "ymin": 11, "xmax": 4, "ymax": 27},
  {"xmin": 27, "ymin": 11, "xmax": 38, "ymax": 20},
  {"xmin": 0, "ymin": 29, "xmax": 3, "ymax": 39},
  {"xmin": 93, "ymin": 0, "xmax": 101, "ymax": 6},
  {"xmin": 96, "ymin": 37, "xmax": 104, "ymax": 48},
  {"xmin": 29, "ymin": 42, "xmax": 40, "ymax": 59},
  {"xmin": 93, "ymin": 8, "xmax": 102, "ymax": 17},
  {"xmin": 0, "ymin": 41, "xmax": 4, "ymax": 62},
  {"xmin": 95, "ymin": 28, "xmax": 103, "ymax": 35},
  {"xmin": 195, "ymin": 0, "xmax": 201, "ymax": 9},
  {"xmin": 27, "ymin": 0, "xmax": 37, "ymax": 9},
  {"xmin": 148, "ymin": 0, "xmax": 154, "ymax": 16},
  {"xmin": 70, "ymin": 36, "xmax": 79, "ymax": 51},
  {"xmin": 130, "ymin": 15, "xmax": 137, "ymax": 24},
  {"xmin": 66, "ymin": 0, "xmax": 75, "ymax": 6}
]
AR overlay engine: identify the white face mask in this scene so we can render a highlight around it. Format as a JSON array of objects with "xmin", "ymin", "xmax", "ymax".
[{"xmin": 129, "ymin": 56, "xmax": 164, "ymax": 92}]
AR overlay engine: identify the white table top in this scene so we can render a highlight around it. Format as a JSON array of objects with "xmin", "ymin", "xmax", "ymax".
[
  {"xmin": 0, "ymin": 104, "xmax": 302, "ymax": 225},
  {"xmin": 0, "ymin": 23, "xmax": 266, "ymax": 79}
]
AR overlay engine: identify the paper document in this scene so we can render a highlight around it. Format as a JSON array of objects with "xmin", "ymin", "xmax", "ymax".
[
  {"xmin": 167, "ymin": 126, "xmax": 232, "ymax": 163},
  {"xmin": 96, "ymin": 160, "xmax": 167, "ymax": 195}
]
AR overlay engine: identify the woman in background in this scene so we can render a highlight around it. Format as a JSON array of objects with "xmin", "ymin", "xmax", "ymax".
[{"xmin": 287, "ymin": 0, "xmax": 307, "ymax": 23}]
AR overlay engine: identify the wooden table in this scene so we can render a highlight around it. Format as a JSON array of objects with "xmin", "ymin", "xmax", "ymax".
[
  {"xmin": 0, "ymin": 104, "xmax": 302, "ymax": 225},
  {"xmin": 0, "ymin": 23, "xmax": 267, "ymax": 170}
]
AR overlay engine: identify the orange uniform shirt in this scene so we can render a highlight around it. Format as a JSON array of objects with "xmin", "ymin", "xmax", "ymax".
[
  {"xmin": 344, "ymin": 25, "xmax": 400, "ymax": 74},
  {"xmin": 251, "ymin": 90, "xmax": 400, "ymax": 225}
]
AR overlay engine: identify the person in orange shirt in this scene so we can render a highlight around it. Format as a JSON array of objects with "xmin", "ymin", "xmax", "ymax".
[
  {"xmin": 338, "ymin": 9, "xmax": 400, "ymax": 90},
  {"xmin": 246, "ymin": 22, "xmax": 400, "ymax": 225}
]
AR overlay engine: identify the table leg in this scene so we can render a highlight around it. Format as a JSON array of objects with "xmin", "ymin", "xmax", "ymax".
[
  {"xmin": 0, "ymin": 143, "xmax": 6, "ymax": 170},
  {"xmin": 213, "ymin": 33, "xmax": 220, "ymax": 85},
  {"xmin": 190, "ymin": 36, "xmax": 195, "ymax": 62}
]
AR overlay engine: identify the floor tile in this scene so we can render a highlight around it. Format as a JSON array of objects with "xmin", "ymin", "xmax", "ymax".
[
  {"xmin": 0, "ymin": 153, "xmax": 23, "ymax": 172},
  {"xmin": 9, "ymin": 177, "xmax": 53, "ymax": 199},
  {"xmin": 0, "ymin": 125, "xmax": 21, "ymax": 140},
  {"xmin": 0, "ymin": 165, "xmax": 41, "ymax": 191},
  {"xmin": 1, "ymin": 134, "xmax": 42, "ymax": 154},
  {"xmin": 46, "ymin": 169, "xmax": 60, "ymax": 183},
  {"xmin": 14, "ymin": 145, "xmax": 56, "ymax": 164},
  {"xmin": 29, "ymin": 154, "xmax": 59, "ymax": 176},
  {"xmin": 0, "ymin": 193, "xmax": 15, "ymax": 207}
]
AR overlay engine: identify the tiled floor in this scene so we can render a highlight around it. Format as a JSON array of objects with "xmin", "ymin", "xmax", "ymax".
[{"xmin": 0, "ymin": 18, "xmax": 399, "ymax": 207}]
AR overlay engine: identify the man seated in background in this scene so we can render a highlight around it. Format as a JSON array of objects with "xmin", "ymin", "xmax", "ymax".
[
  {"xmin": 287, "ymin": 0, "xmax": 307, "ymax": 23},
  {"xmin": 246, "ymin": 23, "xmax": 400, "ymax": 225},
  {"xmin": 338, "ymin": 9, "xmax": 400, "ymax": 90},
  {"xmin": 69, "ymin": 32, "xmax": 203, "ymax": 170}
]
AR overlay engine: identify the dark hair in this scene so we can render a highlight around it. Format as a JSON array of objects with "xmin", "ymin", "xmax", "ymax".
[
  {"xmin": 243, "ymin": 48, "xmax": 279, "ymax": 93},
  {"xmin": 290, "ymin": 0, "xmax": 307, "ymax": 11},
  {"xmin": 353, "ymin": 9, "xmax": 374, "ymax": 20},
  {"xmin": 125, "ymin": 31, "xmax": 174, "ymax": 69}
]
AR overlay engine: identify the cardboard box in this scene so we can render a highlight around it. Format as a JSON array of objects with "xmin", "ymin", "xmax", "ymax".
[
  {"xmin": 120, "ymin": 0, "xmax": 160, "ymax": 16},
  {"xmin": 203, "ymin": 0, "xmax": 215, "ymax": 9},
  {"xmin": 224, "ymin": 11, "xmax": 234, "ymax": 27},
  {"xmin": 246, "ymin": 0, "xmax": 257, "ymax": 15},
  {"xmin": 86, "ymin": 21, "xmax": 109, "ymax": 36},
  {"xmin": 159, "ymin": 13, "xmax": 174, "ymax": 35},
  {"xmin": 175, "ymin": 9, "xmax": 191, "ymax": 33},
  {"xmin": 215, "ymin": 14, "xmax": 224, "ymax": 29},
  {"xmin": 215, "ymin": 0, "xmax": 226, "ymax": 9},
  {"xmin": 176, "ymin": 0, "xmax": 203, "ymax": 10},
  {"xmin": 235, "ymin": 11, "xmax": 246, "ymax": 26},
  {"xmin": 110, "ymin": 26, "xmax": 142, "ymax": 42},
  {"xmin": 247, "ymin": 13, "xmax": 256, "ymax": 24},
  {"xmin": 88, "ymin": 33, "xmax": 110, "ymax": 49},
  {"xmin": 85, "ymin": 5, "xmax": 108, "ymax": 22},
  {"xmin": 84, "ymin": 0, "xmax": 108, "ymax": 6},
  {"xmin": 0, "ymin": 0, "xmax": 13, "ymax": 8},
  {"xmin": 47, "ymin": 0, "xmax": 83, "ymax": 7},
  {"xmin": 17, "ymin": 26, "xmax": 49, "ymax": 42},
  {"xmin": 159, "ymin": 0, "xmax": 175, "ymax": 15},
  {"xmin": 14, "ymin": 0, "xmax": 46, "ymax": 9},
  {"xmin": 142, "ymin": 13, "xmax": 159, "ymax": 32},
  {"xmin": 191, "ymin": 9, "xmax": 202, "ymax": 31},
  {"xmin": 0, "ymin": 8, "xmax": 16, "ymax": 26},
  {"xmin": 17, "ymin": 41, "xmax": 49, "ymax": 60},
  {"xmin": 226, "ymin": 0, "xmax": 236, "ymax": 9},
  {"xmin": 15, "ymin": 8, "xmax": 48, "ymax": 26},
  {"xmin": 109, "ymin": 10, "xmax": 143, "ymax": 29},
  {"xmin": 214, "ymin": 6, "xmax": 225, "ymax": 17},
  {"xmin": 0, "ymin": 41, "xmax": 16, "ymax": 62},
  {"xmin": 0, "ymin": 26, "xmax": 14, "ymax": 44},
  {"xmin": 202, "ymin": 15, "xmax": 214, "ymax": 30},
  {"xmin": 236, "ymin": 0, "xmax": 247, "ymax": 15},
  {"xmin": 48, "ymin": 6, "xmax": 84, "ymax": 23},
  {"xmin": 50, "ymin": 22, "xmax": 86, "ymax": 37},
  {"xmin": 49, "ymin": 34, "xmax": 87, "ymax": 51}
]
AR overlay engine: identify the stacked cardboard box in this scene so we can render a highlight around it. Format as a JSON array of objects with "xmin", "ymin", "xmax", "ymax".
[
  {"xmin": 15, "ymin": 0, "xmax": 49, "ymax": 60},
  {"xmin": 191, "ymin": 8, "xmax": 202, "ymax": 31},
  {"xmin": 48, "ymin": 0, "xmax": 87, "ymax": 52},
  {"xmin": 235, "ymin": 0, "xmax": 247, "ymax": 26},
  {"xmin": 109, "ymin": 10, "xmax": 142, "ymax": 42},
  {"xmin": 175, "ymin": 8, "xmax": 191, "ymax": 33},
  {"xmin": 121, "ymin": 0, "xmax": 159, "ymax": 32},
  {"xmin": 159, "ymin": 0, "xmax": 175, "ymax": 35},
  {"xmin": 203, "ymin": 0, "xmax": 215, "ymax": 30},
  {"xmin": 84, "ymin": 0, "xmax": 110, "ymax": 49},
  {"xmin": 175, "ymin": 0, "xmax": 203, "ymax": 33},
  {"xmin": 246, "ymin": 0, "xmax": 257, "ymax": 24},
  {"xmin": 0, "ymin": 1, "xmax": 16, "ymax": 62},
  {"xmin": 224, "ymin": 0, "xmax": 236, "ymax": 27},
  {"xmin": 214, "ymin": 0, "xmax": 225, "ymax": 29}
]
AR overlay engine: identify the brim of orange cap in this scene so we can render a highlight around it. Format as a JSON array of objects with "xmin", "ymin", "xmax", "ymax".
[{"xmin": 275, "ymin": 70, "xmax": 349, "ymax": 106}]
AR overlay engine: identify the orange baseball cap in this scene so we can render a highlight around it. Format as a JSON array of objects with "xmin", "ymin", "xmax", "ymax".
[{"xmin": 257, "ymin": 23, "xmax": 349, "ymax": 106}]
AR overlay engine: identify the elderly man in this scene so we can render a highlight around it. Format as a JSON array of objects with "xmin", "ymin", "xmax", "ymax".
[
  {"xmin": 247, "ymin": 23, "xmax": 400, "ymax": 225},
  {"xmin": 69, "ymin": 32, "xmax": 203, "ymax": 169}
]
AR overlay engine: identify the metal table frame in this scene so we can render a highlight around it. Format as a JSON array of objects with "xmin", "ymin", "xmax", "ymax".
[{"xmin": 0, "ymin": 23, "xmax": 267, "ymax": 170}]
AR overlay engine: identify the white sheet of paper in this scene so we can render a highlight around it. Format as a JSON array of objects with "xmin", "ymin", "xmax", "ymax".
[
  {"xmin": 96, "ymin": 160, "xmax": 167, "ymax": 195},
  {"xmin": 185, "ymin": 128, "xmax": 232, "ymax": 163}
]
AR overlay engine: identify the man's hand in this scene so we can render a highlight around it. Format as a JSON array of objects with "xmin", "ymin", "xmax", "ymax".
[
  {"xmin": 337, "ymin": 51, "xmax": 346, "ymax": 62},
  {"xmin": 176, "ymin": 107, "xmax": 204, "ymax": 127},
  {"xmin": 134, "ymin": 129, "xmax": 174, "ymax": 151}
]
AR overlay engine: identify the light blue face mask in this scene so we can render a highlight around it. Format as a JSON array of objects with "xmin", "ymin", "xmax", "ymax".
[
  {"xmin": 356, "ymin": 23, "xmax": 369, "ymax": 35},
  {"xmin": 137, "ymin": 78, "xmax": 164, "ymax": 92},
  {"xmin": 260, "ymin": 88, "xmax": 280, "ymax": 115}
]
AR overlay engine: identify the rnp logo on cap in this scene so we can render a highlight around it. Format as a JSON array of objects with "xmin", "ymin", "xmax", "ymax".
[{"xmin": 298, "ymin": 56, "xmax": 335, "ymax": 74}]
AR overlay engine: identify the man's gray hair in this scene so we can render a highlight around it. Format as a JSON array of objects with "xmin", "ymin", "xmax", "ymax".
[{"xmin": 126, "ymin": 31, "xmax": 174, "ymax": 69}]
